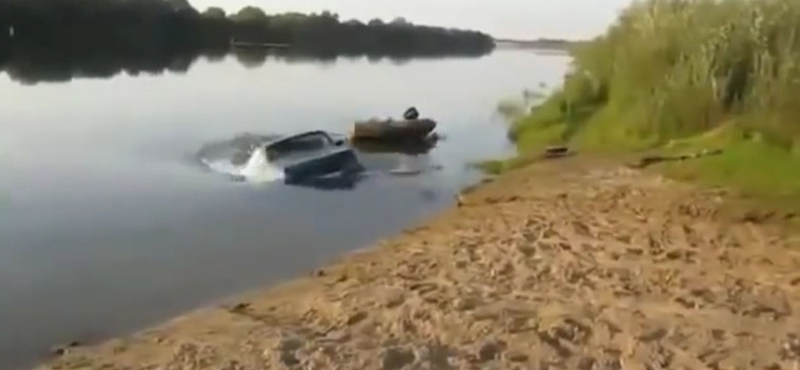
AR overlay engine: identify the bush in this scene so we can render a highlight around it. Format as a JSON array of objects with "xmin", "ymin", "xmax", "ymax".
[
  {"xmin": 515, "ymin": 0, "xmax": 800, "ymax": 151},
  {"xmin": 503, "ymin": 0, "xmax": 800, "ymax": 204}
]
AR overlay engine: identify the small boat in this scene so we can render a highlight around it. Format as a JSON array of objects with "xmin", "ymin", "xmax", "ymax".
[
  {"xmin": 351, "ymin": 118, "xmax": 437, "ymax": 142},
  {"xmin": 264, "ymin": 131, "xmax": 363, "ymax": 184}
]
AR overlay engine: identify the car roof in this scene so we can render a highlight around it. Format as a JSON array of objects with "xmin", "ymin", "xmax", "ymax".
[{"xmin": 265, "ymin": 130, "xmax": 333, "ymax": 148}]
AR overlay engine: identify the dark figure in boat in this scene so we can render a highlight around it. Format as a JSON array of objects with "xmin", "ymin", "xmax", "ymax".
[{"xmin": 403, "ymin": 106, "xmax": 420, "ymax": 120}]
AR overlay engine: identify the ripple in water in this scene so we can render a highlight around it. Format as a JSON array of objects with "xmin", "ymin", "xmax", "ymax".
[{"xmin": 196, "ymin": 133, "xmax": 284, "ymax": 183}]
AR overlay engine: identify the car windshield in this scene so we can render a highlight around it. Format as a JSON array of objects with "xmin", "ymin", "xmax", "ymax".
[{"xmin": 266, "ymin": 132, "xmax": 333, "ymax": 161}]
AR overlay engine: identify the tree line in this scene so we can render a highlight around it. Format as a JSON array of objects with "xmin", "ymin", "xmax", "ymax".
[
  {"xmin": 0, "ymin": 0, "xmax": 494, "ymax": 83},
  {"xmin": 495, "ymin": 38, "xmax": 583, "ymax": 51},
  {"xmin": 0, "ymin": 0, "xmax": 494, "ymax": 64}
]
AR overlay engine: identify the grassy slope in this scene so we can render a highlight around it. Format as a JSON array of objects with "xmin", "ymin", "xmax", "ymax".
[{"xmin": 498, "ymin": 0, "xmax": 800, "ymax": 209}]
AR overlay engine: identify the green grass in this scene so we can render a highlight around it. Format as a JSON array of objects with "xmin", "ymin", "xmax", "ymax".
[
  {"xmin": 660, "ymin": 124, "xmax": 800, "ymax": 201},
  {"xmin": 475, "ymin": 157, "xmax": 530, "ymax": 175},
  {"xmin": 492, "ymin": 0, "xmax": 800, "ymax": 211}
]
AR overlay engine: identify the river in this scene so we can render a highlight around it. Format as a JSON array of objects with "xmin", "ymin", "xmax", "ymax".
[{"xmin": 0, "ymin": 48, "xmax": 569, "ymax": 369}]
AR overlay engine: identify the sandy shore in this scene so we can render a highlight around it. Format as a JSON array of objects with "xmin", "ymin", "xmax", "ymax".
[{"xmin": 37, "ymin": 158, "xmax": 800, "ymax": 370}]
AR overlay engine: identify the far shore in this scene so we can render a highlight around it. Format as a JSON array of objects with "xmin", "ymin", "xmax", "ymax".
[{"xmin": 493, "ymin": 38, "xmax": 584, "ymax": 51}]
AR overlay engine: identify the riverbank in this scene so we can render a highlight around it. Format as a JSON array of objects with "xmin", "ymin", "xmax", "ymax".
[
  {"xmin": 493, "ymin": 0, "xmax": 800, "ymax": 212},
  {"xmin": 36, "ymin": 156, "xmax": 800, "ymax": 370}
]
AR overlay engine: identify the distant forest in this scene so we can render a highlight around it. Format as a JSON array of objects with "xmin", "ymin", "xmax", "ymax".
[
  {"xmin": 0, "ymin": 0, "xmax": 495, "ymax": 83},
  {"xmin": 495, "ymin": 38, "xmax": 583, "ymax": 51}
]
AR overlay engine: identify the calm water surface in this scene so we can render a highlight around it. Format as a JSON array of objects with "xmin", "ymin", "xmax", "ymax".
[{"xmin": 0, "ymin": 49, "xmax": 569, "ymax": 369}]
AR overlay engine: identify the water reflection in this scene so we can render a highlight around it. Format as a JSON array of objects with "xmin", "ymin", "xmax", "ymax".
[
  {"xmin": 350, "ymin": 138, "xmax": 437, "ymax": 156},
  {"xmin": 234, "ymin": 49, "xmax": 269, "ymax": 69},
  {"xmin": 2, "ymin": 47, "xmax": 216, "ymax": 85},
  {"xmin": 0, "ymin": 46, "xmax": 489, "ymax": 85}
]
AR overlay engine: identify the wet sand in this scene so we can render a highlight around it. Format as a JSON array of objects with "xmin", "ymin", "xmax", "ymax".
[{"xmin": 36, "ymin": 158, "xmax": 800, "ymax": 370}]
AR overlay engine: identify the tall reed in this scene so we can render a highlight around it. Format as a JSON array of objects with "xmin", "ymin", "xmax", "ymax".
[{"xmin": 518, "ymin": 0, "xmax": 800, "ymax": 150}]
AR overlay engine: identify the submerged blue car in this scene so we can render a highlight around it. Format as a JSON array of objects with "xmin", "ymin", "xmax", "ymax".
[{"xmin": 264, "ymin": 131, "xmax": 363, "ymax": 184}]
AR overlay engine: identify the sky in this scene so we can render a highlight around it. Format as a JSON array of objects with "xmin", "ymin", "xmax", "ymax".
[{"xmin": 188, "ymin": 0, "xmax": 634, "ymax": 40}]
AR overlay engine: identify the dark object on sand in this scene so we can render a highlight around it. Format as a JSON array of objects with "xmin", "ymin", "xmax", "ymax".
[
  {"xmin": 544, "ymin": 146, "xmax": 570, "ymax": 158},
  {"xmin": 631, "ymin": 149, "xmax": 723, "ymax": 169},
  {"xmin": 263, "ymin": 131, "xmax": 363, "ymax": 183},
  {"xmin": 351, "ymin": 118, "xmax": 437, "ymax": 142},
  {"xmin": 51, "ymin": 341, "xmax": 82, "ymax": 357}
]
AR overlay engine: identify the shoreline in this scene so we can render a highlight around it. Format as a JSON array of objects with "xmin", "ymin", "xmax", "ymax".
[{"xmin": 35, "ymin": 157, "xmax": 800, "ymax": 370}]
